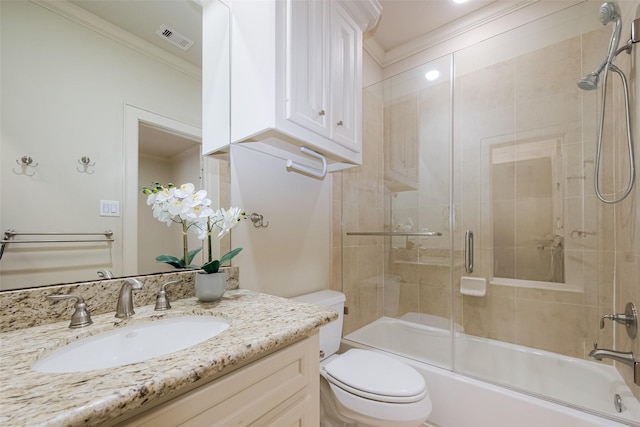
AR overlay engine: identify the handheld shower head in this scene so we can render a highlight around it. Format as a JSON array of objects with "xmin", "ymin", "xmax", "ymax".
[
  {"xmin": 599, "ymin": 2, "xmax": 620, "ymax": 25},
  {"xmin": 578, "ymin": 72, "xmax": 599, "ymax": 91},
  {"xmin": 600, "ymin": 2, "xmax": 623, "ymax": 64}
]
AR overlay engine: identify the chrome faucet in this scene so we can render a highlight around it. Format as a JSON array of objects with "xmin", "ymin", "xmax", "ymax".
[
  {"xmin": 589, "ymin": 343, "xmax": 640, "ymax": 385},
  {"xmin": 589, "ymin": 344, "xmax": 635, "ymax": 366},
  {"xmin": 115, "ymin": 278, "xmax": 143, "ymax": 318},
  {"xmin": 154, "ymin": 279, "xmax": 182, "ymax": 311}
]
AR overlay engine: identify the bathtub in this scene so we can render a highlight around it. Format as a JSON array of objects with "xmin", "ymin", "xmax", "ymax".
[{"xmin": 344, "ymin": 316, "xmax": 640, "ymax": 427}]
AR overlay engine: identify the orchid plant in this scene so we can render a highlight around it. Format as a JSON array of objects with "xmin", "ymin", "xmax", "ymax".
[
  {"xmin": 193, "ymin": 206, "xmax": 246, "ymax": 273},
  {"xmin": 141, "ymin": 182, "xmax": 245, "ymax": 272}
]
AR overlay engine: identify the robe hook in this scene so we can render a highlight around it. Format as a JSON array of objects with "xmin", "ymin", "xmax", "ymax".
[
  {"xmin": 250, "ymin": 213, "xmax": 269, "ymax": 228},
  {"xmin": 13, "ymin": 155, "xmax": 38, "ymax": 176},
  {"xmin": 77, "ymin": 156, "xmax": 95, "ymax": 174}
]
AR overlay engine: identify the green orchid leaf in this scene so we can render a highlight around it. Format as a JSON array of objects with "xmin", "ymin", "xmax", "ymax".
[
  {"xmin": 183, "ymin": 247, "xmax": 203, "ymax": 266},
  {"xmin": 202, "ymin": 260, "xmax": 220, "ymax": 274},
  {"xmin": 156, "ymin": 247, "xmax": 202, "ymax": 268},
  {"xmin": 155, "ymin": 254, "xmax": 183, "ymax": 268},
  {"xmin": 219, "ymin": 247, "xmax": 243, "ymax": 265}
]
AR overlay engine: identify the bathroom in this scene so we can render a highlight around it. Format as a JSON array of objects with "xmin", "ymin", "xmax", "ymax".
[{"xmin": 1, "ymin": 0, "xmax": 639, "ymax": 426}]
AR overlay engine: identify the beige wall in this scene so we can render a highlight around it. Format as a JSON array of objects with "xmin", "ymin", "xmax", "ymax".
[{"xmin": 230, "ymin": 145, "xmax": 331, "ymax": 298}]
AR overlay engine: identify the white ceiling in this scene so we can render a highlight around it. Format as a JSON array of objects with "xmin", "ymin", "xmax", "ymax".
[
  {"xmin": 373, "ymin": 0, "xmax": 498, "ymax": 52},
  {"xmin": 69, "ymin": 0, "xmax": 203, "ymax": 68},
  {"xmin": 69, "ymin": 0, "xmax": 511, "ymax": 70}
]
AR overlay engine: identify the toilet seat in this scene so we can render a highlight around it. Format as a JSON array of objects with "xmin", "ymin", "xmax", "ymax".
[{"xmin": 323, "ymin": 349, "xmax": 427, "ymax": 403}]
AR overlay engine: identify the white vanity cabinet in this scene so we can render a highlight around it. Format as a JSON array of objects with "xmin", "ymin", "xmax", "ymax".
[
  {"xmin": 203, "ymin": 0, "xmax": 381, "ymax": 172},
  {"xmin": 118, "ymin": 335, "xmax": 319, "ymax": 426}
]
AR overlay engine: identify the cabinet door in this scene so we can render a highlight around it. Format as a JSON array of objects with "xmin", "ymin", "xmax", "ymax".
[
  {"xmin": 286, "ymin": 0, "xmax": 330, "ymax": 137},
  {"xmin": 117, "ymin": 335, "xmax": 319, "ymax": 427},
  {"xmin": 330, "ymin": 2, "xmax": 361, "ymax": 151}
]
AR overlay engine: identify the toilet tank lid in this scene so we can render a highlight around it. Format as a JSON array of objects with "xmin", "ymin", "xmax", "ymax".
[{"xmin": 292, "ymin": 290, "xmax": 345, "ymax": 306}]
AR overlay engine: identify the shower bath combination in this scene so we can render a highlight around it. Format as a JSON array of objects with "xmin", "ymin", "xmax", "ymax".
[{"xmin": 577, "ymin": 2, "xmax": 639, "ymax": 204}]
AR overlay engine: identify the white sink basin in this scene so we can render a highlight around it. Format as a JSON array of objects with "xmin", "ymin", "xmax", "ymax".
[{"xmin": 32, "ymin": 316, "xmax": 230, "ymax": 373}]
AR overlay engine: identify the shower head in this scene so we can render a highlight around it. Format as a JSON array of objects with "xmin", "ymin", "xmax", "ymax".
[
  {"xmin": 599, "ymin": 2, "xmax": 620, "ymax": 25},
  {"xmin": 577, "ymin": 59, "xmax": 607, "ymax": 90},
  {"xmin": 577, "ymin": 72, "xmax": 599, "ymax": 90}
]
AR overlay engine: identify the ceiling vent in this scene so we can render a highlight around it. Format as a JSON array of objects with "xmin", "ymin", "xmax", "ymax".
[{"xmin": 155, "ymin": 24, "xmax": 194, "ymax": 51}]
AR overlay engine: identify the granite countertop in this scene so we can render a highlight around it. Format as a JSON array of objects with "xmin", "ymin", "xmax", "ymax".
[{"xmin": 0, "ymin": 289, "xmax": 337, "ymax": 426}]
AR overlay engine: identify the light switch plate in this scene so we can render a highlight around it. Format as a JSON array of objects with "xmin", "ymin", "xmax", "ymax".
[{"xmin": 100, "ymin": 200, "xmax": 120, "ymax": 217}]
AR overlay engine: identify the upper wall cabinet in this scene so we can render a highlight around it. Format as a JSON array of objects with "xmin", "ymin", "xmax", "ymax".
[{"xmin": 203, "ymin": 0, "xmax": 381, "ymax": 173}]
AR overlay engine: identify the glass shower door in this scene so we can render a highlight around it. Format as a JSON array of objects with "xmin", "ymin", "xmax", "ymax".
[
  {"xmin": 451, "ymin": 2, "xmax": 639, "ymax": 423},
  {"xmin": 342, "ymin": 54, "xmax": 454, "ymax": 371}
]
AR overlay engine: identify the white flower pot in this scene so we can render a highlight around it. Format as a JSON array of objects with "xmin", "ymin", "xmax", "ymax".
[{"xmin": 195, "ymin": 272, "xmax": 227, "ymax": 302}]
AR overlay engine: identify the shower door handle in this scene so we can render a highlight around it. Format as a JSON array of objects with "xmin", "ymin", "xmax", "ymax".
[{"xmin": 465, "ymin": 229, "xmax": 474, "ymax": 274}]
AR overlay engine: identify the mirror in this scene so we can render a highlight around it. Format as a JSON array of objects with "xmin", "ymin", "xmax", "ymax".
[{"xmin": 0, "ymin": 0, "xmax": 229, "ymax": 290}]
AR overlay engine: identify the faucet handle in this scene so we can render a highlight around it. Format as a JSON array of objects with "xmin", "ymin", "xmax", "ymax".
[
  {"xmin": 600, "ymin": 314, "xmax": 615, "ymax": 329},
  {"xmin": 47, "ymin": 294, "xmax": 93, "ymax": 328},
  {"xmin": 155, "ymin": 280, "xmax": 182, "ymax": 311}
]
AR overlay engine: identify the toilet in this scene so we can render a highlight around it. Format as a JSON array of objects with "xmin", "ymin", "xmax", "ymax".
[{"xmin": 293, "ymin": 290, "xmax": 432, "ymax": 427}]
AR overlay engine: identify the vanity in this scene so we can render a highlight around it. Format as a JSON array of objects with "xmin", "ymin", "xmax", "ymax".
[{"xmin": 0, "ymin": 276, "xmax": 337, "ymax": 426}]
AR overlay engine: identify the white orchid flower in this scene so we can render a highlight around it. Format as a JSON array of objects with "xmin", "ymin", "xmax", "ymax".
[
  {"xmin": 190, "ymin": 189, "xmax": 209, "ymax": 206},
  {"xmin": 167, "ymin": 197, "xmax": 186, "ymax": 216},
  {"xmin": 215, "ymin": 207, "xmax": 244, "ymax": 237},
  {"xmin": 174, "ymin": 183, "xmax": 195, "ymax": 198}
]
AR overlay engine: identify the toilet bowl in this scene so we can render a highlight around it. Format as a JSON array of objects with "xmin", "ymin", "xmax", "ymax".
[{"xmin": 293, "ymin": 290, "xmax": 432, "ymax": 427}]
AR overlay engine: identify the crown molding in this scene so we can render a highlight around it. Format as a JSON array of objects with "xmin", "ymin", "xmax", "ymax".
[
  {"xmin": 338, "ymin": 0, "xmax": 383, "ymax": 32},
  {"xmin": 30, "ymin": 0, "xmax": 202, "ymax": 80},
  {"xmin": 365, "ymin": 0, "xmax": 540, "ymax": 68},
  {"xmin": 363, "ymin": 35, "xmax": 386, "ymax": 66}
]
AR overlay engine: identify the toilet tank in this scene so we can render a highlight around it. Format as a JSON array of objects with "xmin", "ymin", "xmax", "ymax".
[{"xmin": 292, "ymin": 290, "xmax": 345, "ymax": 359}]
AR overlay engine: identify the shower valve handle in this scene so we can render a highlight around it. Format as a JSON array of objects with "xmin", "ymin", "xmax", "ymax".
[
  {"xmin": 600, "ymin": 314, "xmax": 618, "ymax": 329},
  {"xmin": 600, "ymin": 313, "xmax": 633, "ymax": 328},
  {"xmin": 599, "ymin": 303, "xmax": 638, "ymax": 339}
]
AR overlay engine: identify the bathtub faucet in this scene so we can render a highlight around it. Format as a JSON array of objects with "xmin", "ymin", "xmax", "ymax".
[{"xmin": 589, "ymin": 343, "xmax": 640, "ymax": 385}]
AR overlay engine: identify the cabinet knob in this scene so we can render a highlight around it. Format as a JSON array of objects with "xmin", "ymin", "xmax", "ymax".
[
  {"xmin": 318, "ymin": 109, "xmax": 326, "ymax": 116},
  {"xmin": 337, "ymin": 120, "xmax": 344, "ymax": 126}
]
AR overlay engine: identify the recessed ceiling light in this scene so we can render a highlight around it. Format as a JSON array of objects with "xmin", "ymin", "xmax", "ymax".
[
  {"xmin": 425, "ymin": 70, "xmax": 440, "ymax": 81},
  {"xmin": 452, "ymin": 0, "xmax": 470, "ymax": 3}
]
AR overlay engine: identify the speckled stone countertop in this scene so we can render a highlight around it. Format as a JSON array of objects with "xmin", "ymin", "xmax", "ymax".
[{"xmin": 0, "ymin": 289, "xmax": 337, "ymax": 426}]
